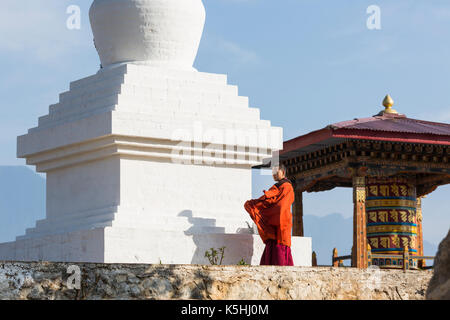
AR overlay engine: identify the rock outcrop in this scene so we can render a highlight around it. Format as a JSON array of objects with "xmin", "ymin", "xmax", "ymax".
[{"xmin": 426, "ymin": 230, "xmax": 450, "ymax": 300}]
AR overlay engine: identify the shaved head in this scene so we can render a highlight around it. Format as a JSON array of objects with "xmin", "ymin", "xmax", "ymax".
[{"xmin": 272, "ymin": 164, "xmax": 287, "ymax": 181}]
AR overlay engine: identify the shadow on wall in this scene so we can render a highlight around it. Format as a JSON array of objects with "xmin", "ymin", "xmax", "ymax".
[
  {"xmin": 179, "ymin": 210, "xmax": 224, "ymax": 265},
  {"xmin": 178, "ymin": 210, "xmax": 255, "ymax": 265}
]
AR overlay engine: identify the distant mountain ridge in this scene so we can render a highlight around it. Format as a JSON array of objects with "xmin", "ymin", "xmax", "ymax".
[
  {"xmin": 0, "ymin": 166, "xmax": 439, "ymax": 265},
  {"xmin": 0, "ymin": 166, "xmax": 45, "ymax": 243},
  {"xmin": 304, "ymin": 213, "xmax": 352, "ymax": 265}
]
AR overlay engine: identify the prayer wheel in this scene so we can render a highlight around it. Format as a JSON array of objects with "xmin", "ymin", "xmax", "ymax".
[{"xmin": 366, "ymin": 177, "xmax": 418, "ymax": 269}]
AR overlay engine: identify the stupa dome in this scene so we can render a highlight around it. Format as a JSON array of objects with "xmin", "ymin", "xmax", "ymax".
[{"xmin": 89, "ymin": 0, "xmax": 206, "ymax": 70}]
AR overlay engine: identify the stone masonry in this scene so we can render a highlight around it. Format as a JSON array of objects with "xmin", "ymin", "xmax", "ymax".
[{"xmin": 0, "ymin": 262, "xmax": 432, "ymax": 300}]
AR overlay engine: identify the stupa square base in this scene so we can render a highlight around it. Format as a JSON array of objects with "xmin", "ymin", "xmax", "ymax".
[{"xmin": 0, "ymin": 228, "xmax": 312, "ymax": 266}]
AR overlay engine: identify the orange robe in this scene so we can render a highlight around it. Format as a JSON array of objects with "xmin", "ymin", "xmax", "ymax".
[{"xmin": 244, "ymin": 179, "xmax": 295, "ymax": 247}]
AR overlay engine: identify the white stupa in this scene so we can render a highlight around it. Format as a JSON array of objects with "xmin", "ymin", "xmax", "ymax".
[{"xmin": 0, "ymin": 0, "xmax": 311, "ymax": 265}]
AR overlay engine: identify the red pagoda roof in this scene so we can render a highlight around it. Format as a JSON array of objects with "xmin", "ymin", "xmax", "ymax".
[
  {"xmin": 330, "ymin": 115, "xmax": 450, "ymax": 135},
  {"xmin": 281, "ymin": 113, "xmax": 450, "ymax": 157}
]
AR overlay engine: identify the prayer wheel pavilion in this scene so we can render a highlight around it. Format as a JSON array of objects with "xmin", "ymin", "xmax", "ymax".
[{"xmin": 266, "ymin": 95, "xmax": 450, "ymax": 269}]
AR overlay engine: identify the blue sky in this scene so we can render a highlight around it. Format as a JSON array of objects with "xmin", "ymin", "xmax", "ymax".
[{"xmin": 0, "ymin": 0, "xmax": 449, "ymax": 245}]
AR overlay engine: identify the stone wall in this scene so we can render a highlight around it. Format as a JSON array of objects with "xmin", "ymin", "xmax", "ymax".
[{"xmin": 0, "ymin": 261, "xmax": 432, "ymax": 300}]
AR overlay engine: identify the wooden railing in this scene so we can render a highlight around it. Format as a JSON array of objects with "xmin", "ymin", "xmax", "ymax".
[
  {"xmin": 330, "ymin": 246, "xmax": 435, "ymax": 271},
  {"xmin": 368, "ymin": 245, "xmax": 435, "ymax": 271},
  {"xmin": 332, "ymin": 248, "xmax": 351, "ymax": 267}
]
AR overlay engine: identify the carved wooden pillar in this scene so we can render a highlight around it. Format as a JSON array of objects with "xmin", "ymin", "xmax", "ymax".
[
  {"xmin": 332, "ymin": 248, "xmax": 339, "ymax": 267},
  {"xmin": 292, "ymin": 188, "xmax": 304, "ymax": 237},
  {"xmin": 416, "ymin": 197, "xmax": 425, "ymax": 268},
  {"xmin": 352, "ymin": 176, "xmax": 368, "ymax": 268}
]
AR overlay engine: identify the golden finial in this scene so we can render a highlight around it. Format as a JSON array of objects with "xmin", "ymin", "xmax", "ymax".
[{"xmin": 382, "ymin": 94, "xmax": 398, "ymax": 114}]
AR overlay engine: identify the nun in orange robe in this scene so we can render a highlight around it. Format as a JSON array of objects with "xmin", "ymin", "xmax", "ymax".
[{"xmin": 244, "ymin": 178, "xmax": 295, "ymax": 266}]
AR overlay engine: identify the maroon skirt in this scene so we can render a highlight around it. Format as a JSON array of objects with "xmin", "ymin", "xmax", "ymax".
[{"xmin": 260, "ymin": 239, "xmax": 294, "ymax": 266}]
